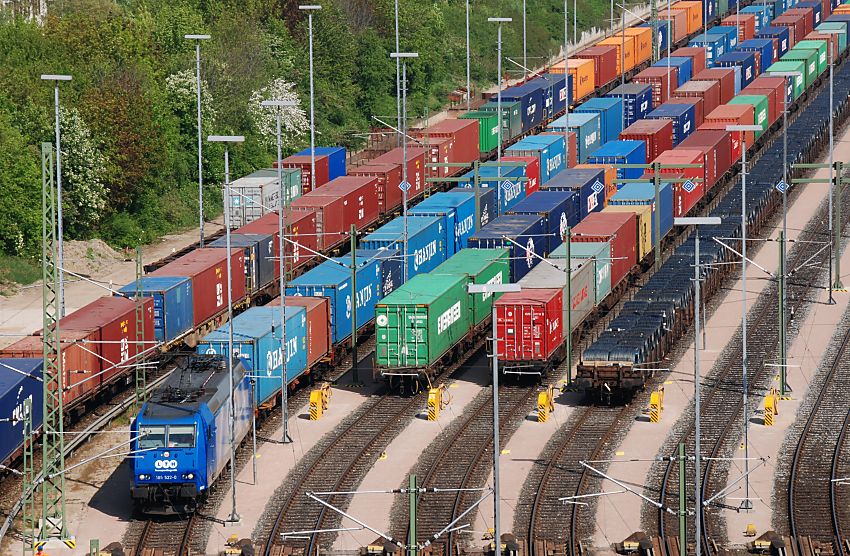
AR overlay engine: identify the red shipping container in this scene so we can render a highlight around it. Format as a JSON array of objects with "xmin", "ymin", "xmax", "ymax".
[
  {"xmin": 665, "ymin": 97, "xmax": 705, "ymax": 126},
  {"xmin": 573, "ymin": 45, "xmax": 619, "ymax": 89},
  {"xmin": 151, "ymin": 248, "xmax": 246, "ymax": 327},
  {"xmin": 573, "ymin": 211, "xmax": 637, "ymax": 287},
  {"xmin": 698, "ymin": 121, "xmax": 743, "ymax": 162},
  {"xmin": 268, "ymin": 296, "xmax": 331, "ymax": 368},
  {"xmin": 413, "ymin": 137, "xmax": 453, "ymax": 179},
  {"xmin": 692, "ymin": 68, "xmax": 737, "ymax": 104},
  {"xmin": 773, "ymin": 15, "xmax": 803, "ymax": 45},
  {"xmin": 59, "ymin": 296, "xmax": 156, "ymax": 385},
  {"xmin": 742, "ymin": 85, "xmax": 779, "ymax": 126},
  {"xmin": 620, "ymin": 119, "xmax": 675, "ymax": 162},
  {"xmin": 315, "ymin": 176, "xmax": 381, "ymax": 230},
  {"xmin": 644, "ymin": 149, "xmax": 709, "ymax": 216},
  {"xmin": 722, "ymin": 14, "xmax": 757, "ymax": 41},
  {"xmin": 807, "ymin": 32, "xmax": 840, "ymax": 60},
  {"xmin": 1, "ymin": 329, "xmax": 101, "ymax": 407},
  {"xmin": 672, "ymin": 47, "xmax": 707, "ymax": 74},
  {"xmin": 659, "ymin": 8, "xmax": 690, "ymax": 43},
  {"xmin": 370, "ymin": 147, "xmax": 426, "ymax": 199},
  {"xmin": 502, "ymin": 155, "xmax": 541, "ymax": 195},
  {"xmin": 494, "ymin": 288, "xmax": 564, "ymax": 362},
  {"xmin": 277, "ymin": 154, "xmax": 330, "ymax": 195},
  {"xmin": 673, "ymin": 80, "xmax": 721, "ymax": 116},
  {"xmin": 705, "ymin": 104, "xmax": 757, "ymax": 146},
  {"xmin": 785, "ymin": 9, "xmax": 814, "ymax": 35},
  {"xmin": 236, "ymin": 209, "xmax": 319, "ymax": 274},
  {"xmin": 349, "ymin": 162, "xmax": 403, "ymax": 214},
  {"xmin": 679, "ymin": 130, "xmax": 733, "ymax": 179},
  {"xmin": 633, "ymin": 66, "xmax": 679, "ymax": 105},
  {"xmin": 413, "ymin": 118, "xmax": 480, "ymax": 168}
]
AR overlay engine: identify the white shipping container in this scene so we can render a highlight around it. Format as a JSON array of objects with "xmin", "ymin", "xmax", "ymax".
[
  {"xmin": 519, "ymin": 257, "xmax": 595, "ymax": 333},
  {"xmin": 227, "ymin": 168, "xmax": 302, "ymax": 228}
]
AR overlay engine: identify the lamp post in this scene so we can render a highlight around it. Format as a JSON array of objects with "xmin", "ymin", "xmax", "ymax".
[
  {"xmin": 489, "ymin": 17, "xmax": 513, "ymax": 177},
  {"xmin": 820, "ymin": 28, "xmax": 844, "ymax": 296},
  {"xmin": 261, "ymin": 99, "xmax": 298, "ymax": 444},
  {"xmin": 467, "ymin": 282, "xmax": 522, "ymax": 556},
  {"xmin": 390, "ymin": 51, "xmax": 418, "ymax": 282},
  {"xmin": 184, "ymin": 34, "xmax": 211, "ymax": 247},
  {"xmin": 40, "ymin": 73, "xmax": 72, "ymax": 317},
  {"xmin": 564, "ymin": 0, "xmax": 571, "ymax": 173},
  {"xmin": 466, "ymin": 0, "xmax": 471, "ymax": 111},
  {"xmin": 299, "ymin": 4, "xmax": 322, "ymax": 192},
  {"xmin": 674, "ymin": 216, "xmax": 722, "ymax": 556},
  {"xmin": 207, "ymin": 134, "xmax": 245, "ymax": 523},
  {"xmin": 726, "ymin": 123, "xmax": 762, "ymax": 512},
  {"xmin": 523, "ymin": 0, "xmax": 528, "ymax": 80}
]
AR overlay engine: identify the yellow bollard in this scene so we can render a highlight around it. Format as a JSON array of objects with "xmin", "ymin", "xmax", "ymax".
[
  {"xmin": 764, "ymin": 387, "xmax": 778, "ymax": 426},
  {"xmin": 649, "ymin": 387, "xmax": 664, "ymax": 423},
  {"xmin": 309, "ymin": 389, "xmax": 324, "ymax": 420},
  {"xmin": 428, "ymin": 387, "xmax": 442, "ymax": 421},
  {"xmin": 537, "ymin": 385, "xmax": 556, "ymax": 423}
]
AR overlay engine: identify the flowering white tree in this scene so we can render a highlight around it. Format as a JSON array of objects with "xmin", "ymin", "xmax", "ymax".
[
  {"xmin": 165, "ymin": 69, "xmax": 218, "ymax": 132},
  {"xmin": 59, "ymin": 106, "xmax": 108, "ymax": 234},
  {"xmin": 247, "ymin": 78, "xmax": 308, "ymax": 149}
]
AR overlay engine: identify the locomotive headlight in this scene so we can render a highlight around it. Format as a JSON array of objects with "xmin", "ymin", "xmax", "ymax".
[
  {"xmin": 182, "ymin": 473, "xmax": 195, "ymax": 480},
  {"xmin": 138, "ymin": 474, "xmax": 148, "ymax": 481}
]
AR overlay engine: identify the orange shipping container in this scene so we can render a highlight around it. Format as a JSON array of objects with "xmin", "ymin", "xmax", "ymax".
[
  {"xmin": 598, "ymin": 34, "xmax": 637, "ymax": 74},
  {"xmin": 673, "ymin": 1, "xmax": 704, "ymax": 34},
  {"xmin": 660, "ymin": 8, "xmax": 689, "ymax": 43},
  {"xmin": 568, "ymin": 58, "xmax": 596, "ymax": 101},
  {"xmin": 834, "ymin": 4, "xmax": 850, "ymax": 13},
  {"xmin": 576, "ymin": 163, "xmax": 618, "ymax": 204},
  {"xmin": 625, "ymin": 27, "xmax": 653, "ymax": 66}
]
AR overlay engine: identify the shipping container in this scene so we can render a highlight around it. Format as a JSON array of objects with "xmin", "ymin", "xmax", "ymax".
[
  {"xmin": 459, "ymin": 110, "xmax": 501, "ymax": 154},
  {"xmin": 704, "ymin": 103, "xmax": 758, "ymax": 144},
  {"xmin": 575, "ymin": 163, "xmax": 619, "ymax": 204},
  {"xmin": 369, "ymin": 147, "xmax": 426, "ymax": 198},
  {"xmin": 742, "ymin": 5, "xmax": 771, "ymax": 30},
  {"xmin": 227, "ymin": 168, "xmax": 302, "ymax": 228},
  {"xmin": 697, "ymin": 120, "xmax": 743, "ymax": 159},
  {"xmin": 625, "ymin": 26, "xmax": 654, "ymax": 65},
  {"xmin": 816, "ymin": 21, "xmax": 848, "ymax": 51},
  {"xmin": 573, "ymin": 45, "xmax": 620, "ymax": 89},
  {"xmin": 278, "ymin": 154, "xmax": 329, "ymax": 194},
  {"xmin": 375, "ymin": 274, "xmax": 470, "ymax": 369},
  {"xmin": 634, "ymin": 66, "xmax": 679, "ymax": 106},
  {"xmin": 664, "ymin": 97, "xmax": 705, "ymax": 127},
  {"xmin": 795, "ymin": 39, "xmax": 830, "ymax": 73},
  {"xmin": 536, "ymin": 73, "xmax": 572, "ymax": 117},
  {"xmin": 290, "ymin": 195, "xmax": 358, "ymax": 250},
  {"xmin": 346, "ymin": 249, "xmax": 404, "ymax": 299},
  {"xmin": 541, "ymin": 168, "xmax": 607, "ymax": 219},
  {"xmin": 774, "ymin": 13, "xmax": 807, "ymax": 44},
  {"xmin": 608, "ymin": 180, "xmax": 675, "ymax": 245},
  {"xmin": 518, "ymin": 256, "xmax": 595, "ymax": 332},
  {"xmin": 551, "ymin": 241, "xmax": 614, "ymax": 304},
  {"xmin": 660, "ymin": 8, "xmax": 690, "ymax": 43},
  {"xmin": 689, "ymin": 33, "xmax": 728, "ymax": 66},
  {"xmin": 757, "ymin": 25, "xmax": 792, "ymax": 58},
  {"xmin": 286, "ymin": 256, "xmax": 382, "ymax": 343},
  {"xmin": 480, "ymin": 99, "xmax": 524, "ymax": 141},
  {"xmin": 715, "ymin": 51, "xmax": 758, "ymax": 87},
  {"xmin": 150, "ymin": 248, "xmax": 245, "ymax": 327},
  {"xmin": 117, "ymin": 277, "xmax": 193, "ymax": 343},
  {"xmin": 432, "ymin": 248, "xmax": 511, "ymax": 325},
  {"xmin": 547, "ymin": 113, "xmax": 602, "ymax": 162},
  {"xmin": 410, "ymin": 191, "xmax": 477, "ymax": 255},
  {"xmin": 766, "ymin": 59, "xmax": 808, "ymax": 97},
  {"xmin": 807, "ymin": 31, "xmax": 842, "ymax": 58},
  {"xmin": 653, "ymin": 57, "xmax": 693, "ymax": 87},
  {"xmin": 707, "ymin": 25, "xmax": 740, "ymax": 50},
  {"xmin": 575, "ymin": 97, "xmax": 624, "ymax": 143},
  {"xmin": 500, "ymin": 81, "xmax": 546, "ymax": 132},
  {"xmin": 457, "ymin": 163, "xmax": 526, "ymax": 215},
  {"xmin": 506, "ymin": 134, "xmax": 566, "ymax": 184},
  {"xmin": 679, "ymin": 129, "xmax": 734, "ymax": 177},
  {"xmin": 739, "ymin": 38, "xmax": 777, "ymax": 72},
  {"xmin": 604, "ymin": 204, "xmax": 653, "ymax": 260},
  {"xmin": 508, "ymin": 191, "xmax": 579, "ymax": 253},
  {"xmin": 645, "ymin": 102, "xmax": 696, "ymax": 145},
  {"xmin": 268, "ymin": 296, "xmax": 331, "ymax": 367},
  {"xmin": 235, "ymin": 208, "xmax": 319, "ymax": 275},
  {"xmin": 587, "ymin": 140, "xmax": 648, "ymax": 179},
  {"xmin": 644, "ymin": 149, "xmax": 710, "ymax": 214},
  {"xmin": 349, "ymin": 162, "xmax": 403, "ymax": 215},
  {"xmin": 722, "ymin": 13, "xmax": 757, "ymax": 41},
  {"xmin": 316, "ymin": 175, "xmax": 381, "ymax": 231},
  {"xmin": 674, "ymin": 0, "xmax": 705, "ymax": 33},
  {"xmin": 674, "ymin": 79, "xmax": 722, "ymax": 115},
  {"xmin": 672, "ymin": 47, "xmax": 708, "ymax": 74},
  {"xmin": 572, "ymin": 211, "xmax": 638, "ymax": 287},
  {"xmin": 743, "ymin": 80, "xmax": 781, "ymax": 123},
  {"xmin": 560, "ymin": 58, "xmax": 596, "ymax": 101},
  {"xmin": 449, "ymin": 187, "xmax": 498, "ymax": 230},
  {"xmin": 641, "ymin": 19, "xmax": 671, "ymax": 52},
  {"xmin": 467, "ymin": 214, "xmax": 546, "ymax": 281},
  {"xmin": 411, "ymin": 136, "xmax": 450, "ymax": 181},
  {"xmin": 208, "ymin": 233, "xmax": 275, "ymax": 294},
  {"xmin": 798, "ymin": 0, "xmax": 828, "ymax": 21},
  {"xmin": 494, "ymin": 289, "xmax": 564, "ymax": 363},
  {"xmin": 597, "ymin": 34, "xmax": 637, "ymax": 74},
  {"xmin": 0, "ymin": 359, "xmax": 42, "ymax": 465},
  {"xmin": 620, "ymin": 118, "xmax": 675, "ymax": 162},
  {"xmin": 606, "ymin": 84, "xmax": 654, "ymax": 127},
  {"xmin": 413, "ymin": 118, "xmax": 481, "ymax": 167},
  {"xmin": 787, "ymin": 6, "xmax": 819, "ymax": 31},
  {"xmin": 197, "ymin": 305, "xmax": 308, "ymax": 405},
  {"xmin": 728, "ymin": 94, "xmax": 771, "ymax": 135},
  {"xmin": 295, "ymin": 146, "xmax": 346, "ymax": 182},
  {"xmin": 360, "ymin": 215, "xmax": 449, "ymax": 276},
  {"xmin": 692, "ymin": 67, "xmax": 738, "ymax": 102},
  {"xmin": 503, "ymin": 155, "xmax": 542, "ymax": 195}
]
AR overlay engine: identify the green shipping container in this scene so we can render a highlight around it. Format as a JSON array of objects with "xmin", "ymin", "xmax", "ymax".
[
  {"xmin": 375, "ymin": 273, "xmax": 471, "ymax": 369},
  {"xmin": 794, "ymin": 40, "xmax": 829, "ymax": 75},
  {"xmin": 551, "ymin": 241, "xmax": 612, "ymax": 305},
  {"xmin": 816, "ymin": 22, "xmax": 848, "ymax": 52},
  {"xmin": 719, "ymin": 0, "xmax": 729, "ymax": 16},
  {"xmin": 781, "ymin": 48, "xmax": 818, "ymax": 87},
  {"xmin": 767, "ymin": 60, "xmax": 807, "ymax": 99},
  {"xmin": 729, "ymin": 95, "xmax": 770, "ymax": 137},
  {"xmin": 460, "ymin": 111, "xmax": 501, "ymax": 154},
  {"xmin": 480, "ymin": 99, "xmax": 523, "ymax": 142},
  {"xmin": 431, "ymin": 248, "xmax": 511, "ymax": 325}
]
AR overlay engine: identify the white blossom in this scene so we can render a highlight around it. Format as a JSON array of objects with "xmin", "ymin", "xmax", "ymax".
[
  {"xmin": 59, "ymin": 106, "xmax": 108, "ymax": 229},
  {"xmin": 165, "ymin": 69, "xmax": 217, "ymax": 127},
  {"xmin": 247, "ymin": 78, "xmax": 308, "ymax": 148}
]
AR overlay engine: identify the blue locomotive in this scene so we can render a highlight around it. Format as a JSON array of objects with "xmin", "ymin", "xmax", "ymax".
[{"xmin": 130, "ymin": 354, "xmax": 252, "ymax": 515}]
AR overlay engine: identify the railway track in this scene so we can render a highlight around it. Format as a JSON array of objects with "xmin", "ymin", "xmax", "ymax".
[{"xmin": 126, "ymin": 514, "xmax": 196, "ymax": 556}]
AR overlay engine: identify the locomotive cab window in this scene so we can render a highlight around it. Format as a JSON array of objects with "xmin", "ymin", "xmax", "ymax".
[
  {"xmin": 168, "ymin": 425, "xmax": 196, "ymax": 448},
  {"xmin": 139, "ymin": 425, "xmax": 166, "ymax": 449}
]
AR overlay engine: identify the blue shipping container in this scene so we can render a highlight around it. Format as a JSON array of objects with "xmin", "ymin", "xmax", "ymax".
[
  {"xmin": 548, "ymin": 112, "xmax": 602, "ymax": 163},
  {"xmin": 296, "ymin": 146, "xmax": 346, "ymax": 180},
  {"xmin": 359, "ymin": 216, "xmax": 449, "ymax": 276},
  {"xmin": 501, "ymin": 81, "xmax": 546, "ymax": 132},
  {"xmin": 575, "ymin": 97, "xmax": 624, "ymax": 144},
  {"xmin": 540, "ymin": 168, "xmax": 606, "ymax": 220},
  {"xmin": 689, "ymin": 34, "xmax": 727, "ymax": 66},
  {"xmin": 586, "ymin": 140, "xmax": 647, "ymax": 180},
  {"xmin": 456, "ymin": 164, "xmax": 526, "ymax": 215},
  {"xmin": 410, "ymin": 191, "xmax": 477, "ymax": 256},
  {"xmin": 467, "ymin": 214, "xmax": 545, "ymax": 281},
  {"xmin": 641, "ymin": 20, "xmax": 670, "ymax": 53},
  {"xmin": 535, "ymin": 74, "xmax": 572, "ymax": 117},
  {"xmin": 739, "ymin": 39, "xmax": 775, "ymax": 70},
  {"xmin": 506, "ymin": 134, "xmax": 566, "ymax": 184},
  {"xmin": 118, "ymin": 276, "xmax": 193, "ymax": 343},
  {"xmin": 448, "ymin": 187, "xmax": 498, "ymax": 229},
  {"xmin": 796, "ymin": 1, "xmax": 823, "ymax": 25},
  {"xmin": 715, "ymin": 51, "xmax": 757, "ymax": 87},
  {"xmin": 197, "ymin": 306, "xmax": 308, "ymax": 405},
  {"xmin": 702, "ymin": 0, "xmax": 718, "ymax": 21},
  {"xmin": 653, "ymin": 57, "xmax": 693, "ymax": 87},
  {"xmin": 350, "ymin": 249, "xmax": 403, "ymax": 298},
  {"xmin": 756, "ymin": 27, "xmax": 790, "ymax": 60},
  {"xmin": 645, "ymin": 103, "xmax": 696, "ymax": 146},
  {"xmin": 507, "ymin": 190, "xmax": 579, "ymax": 254},
  {"xmin": 741, "ymin": 6, "xmax": 769, "ymax": 30},
  {"xmin": 606, "ymin": 84, "xmax": 653, "ymax": 127},
  {"xmin": 0, "ymin": 359, "xmax": 42, "ymax": 465},
  {"xmin": 208, "ymin": 232, "xmax": 276, "ymax": 293},
  {"xmin": 286, "ymin": 257, "xmax": 382, "ymax": 343},
  {"xmin": 707, "ymin": 25, "xmax": 739, "ymax": 50},
  {"xmin": 608, "ymin": 181, "xmax": 674, "ymax": 244}
]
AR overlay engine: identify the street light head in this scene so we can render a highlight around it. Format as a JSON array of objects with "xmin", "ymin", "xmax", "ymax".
[
  {"xmin": 184, "ymin": 34, "xmax": 211, "ymax": 40},
  {"xmin": 467, "ymin": 283, "xmax": 522, "ymax": 294},
  {"xmin": 41, "ymin": 74, "xmax": 72, "ymax": 82},
  {"xmin": 817, "ymin": 28, "xmax": 843, "ymax": 34},
  {"xmin": 261, "ymin": 100, "xmax": 298, "ymax": 107},
  {"xmin": 769, "ymin": 71, "xmax": 801, "ymax": 77},
  {"xmin": 390, "ymin": 52, "xmax": 419, "ymax": 59},
  {"xmin": 299, "ymin": 4, "xmax": 322, "ymax": 9},
  {"xmin": 488, "ymin": 17, "xmax": 513, "ymax": 22},
  {"xmin": 207, "ymin": 135, "xmax": 245, "ymax": 143},
  {"xmin": 725, "ymin": 124, "xmax": 762, "ymax": 132},
  {"xmin": 674, "ymin": 217, "xmax": 722, "ymax": 226}
]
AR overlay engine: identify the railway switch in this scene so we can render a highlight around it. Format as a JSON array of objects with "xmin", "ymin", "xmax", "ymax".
[
  {"xmin": 649, "ymin": 388, "xmax": 664, "ymax": 423},
  {"xmin": 309, "ymin": 383, "xmax": 332, "ymax": 420},
  {"xmin": 537, "ymin": 385, "xmax": 556, "ymax": 422}
]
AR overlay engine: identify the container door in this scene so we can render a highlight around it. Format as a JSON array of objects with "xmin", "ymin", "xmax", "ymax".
[{"xmin": 377, "ymin": 306, "xmax": 428, "ymax": 366}]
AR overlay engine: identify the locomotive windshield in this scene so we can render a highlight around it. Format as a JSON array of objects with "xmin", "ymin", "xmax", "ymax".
[
  {"xmin": 167, "ymin": 425, "xmax": 196, "ymax": 448},
  {"xmin": 137, "ymin": 424, "xmax": 196, "ymax": 449},
  {"xmin": 138, "ymin": 425, "xmax": 166, "ymax": 449}
]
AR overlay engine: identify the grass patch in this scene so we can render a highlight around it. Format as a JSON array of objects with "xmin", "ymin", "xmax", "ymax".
[{"xmin": 0, "ymin": 254, "xmax": 41, "ymax": 295}]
